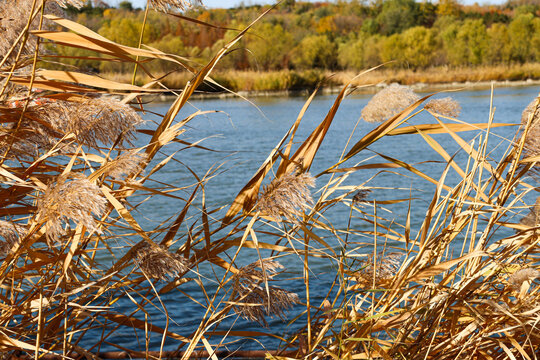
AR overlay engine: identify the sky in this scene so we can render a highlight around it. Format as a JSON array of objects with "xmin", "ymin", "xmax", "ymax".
[{"xmin": 121, "ymin": 0, "xmax": 508, "ymax": 10}]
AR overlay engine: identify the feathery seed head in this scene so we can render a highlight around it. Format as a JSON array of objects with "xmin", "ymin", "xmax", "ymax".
[
  {"xmin": 231, "ymin": 259, "xmax": 299, "ymax": 326},
  {"xmin": 257, "ymin": 171, "xmax": 315, "ymax": 222},
  {"xmin": 520, "ymin": 98, "xmax": 540, "ymax": 160},
  {"xmin": 0, "ymin": 0, "xmax": 61, "ymax": 67},
  {"xmin": 424, "ymin": 97, "xmax": 461, "ymax": 118},
  {"xmin": 1, "ymin": 97, "xmax": 144, "ymax": 158},
  {"xmin": 134, "ymin": 242, "xmax": 188, "ymax": 280},
  {"xmin": 149, "ymin": 0, "xmax": 201, "ymax": 12},
  {"xmin": 508, "ymin": 268, "xmax": 540, "ymax": 290},
  {"xmin": 0, "ymin": 220, "xmax": 25, "ymax": 256},
  {"xmin": 34, "ymin": 97, "xmax": 144, "ymax": 149},
  {"xmin": 361, "ymin": 84, "xmax": 420, "ymax": 123},
  {"xmin": 356, "ymin": 252, "xmax": 403, "ymax": 288},
  {"xmin": 519, "ymin": 196, "xmax": 540, "ymax": 228},
  {"xmin": 104, "ymin": 151, "xmax": 148, "ymax": 180},
  {"xmin": 352, "ymin": 189, "xmax": 371, "ymax": 205},
  {"xmin": 37, "ymin": 174, "xmax": 106, "ymax": 241}
]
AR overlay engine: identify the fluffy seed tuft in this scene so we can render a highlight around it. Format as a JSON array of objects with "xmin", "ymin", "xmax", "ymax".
[
  {"xmin": 134, "ymin": 242, "xmax": 189, "ymax": 280},
  {"xmin": 37, "ymin": 174, "xmax": 106, "ymax": 241},
  {"xmin": 361, "ymin": 84, "xmax": 420, "ymax": 123},
  {"xmin": 149, "ymin": 0, "xmax": 201, "ymax": 12},
  {"xmin": 0, "ymin": 0, "xmax": 60, "ymax": 66},
  {"xmin": 424, "ymin": 97, "xmax": 461, "ymax": 118},
  {"xmin": 355, "ymin": 252, "xmax": 403, "ymax": 288},
  {"xmin": 508, "ymin": 268, "xmax": 540, "ymax": 290},
  {"xmin": 257, "ymin": 171, "xmax": 315, "ymax": 222},
  {"xmin": 520, "ymin": 98, "xmax": 540, "ymax": 160},
  {"xmin": 231, "ymin": 259, "xmax": 299, "ymax": 326},
  {"xmin": 1, "ymin": 97, "xmax": 144, "ymax": 158},
  {"xmin": 0, "ymin": 220, "xmax": 26, "ymax": 256},
  {"xmin": 103, "ymin": 151, "xmax": 148, "ymax": 180}
]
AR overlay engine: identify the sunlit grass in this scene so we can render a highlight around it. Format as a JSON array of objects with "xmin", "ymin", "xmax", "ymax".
[{"xmin": 0, "ymin": 1, "xmax": 538, "ymax": 359}]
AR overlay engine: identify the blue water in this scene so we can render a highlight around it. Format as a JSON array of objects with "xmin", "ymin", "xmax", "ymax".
[{"xmin": 90, "ymin": 85, "xmax": 539, "ymax": 353}]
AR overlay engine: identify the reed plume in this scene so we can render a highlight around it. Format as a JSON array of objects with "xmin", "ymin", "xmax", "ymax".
[
  {"xmin": 424, "ymin": 97, "xmax": 461, "ymax": 118},
  {"xmin": 361, "ymin": 84, "xmax": 420, "ymax": 123},
  {"xmin": 508, "ymin": 268, "xmax": 540, "ymax": 290},
  {"xmin": 231, "ymin": 259, "xmax": 299, "ymax": 326},
  {"xmin": 0, "ymin": 0, "xmax": 61, "ymax": 67},
  {"xmin": 37, "ymin": 173, "xmax": 106, "ymax": 241},
  {"xmin": 519, "ymin": 196, "xmax": 540, "ymax": 228},
  {"xmin": 134, "ymin": 242, "xmax": 188, "ymax": 280},
  {"xmin": 355, "ymin": 252, "xmax": 403, "ymax": 288},
  {"xmin": 149, "ymin": 0, "xmax": 201, "ymax": 12},
  {"xmin": 103, "ymin": 151, "xmax": 148, "ymax": 180},
  {"xmin": 0, "ymin": 220, "xmax": 25, "ymax": 256},
  {"xmin": 33, "ymin": 96, "xmax": 143, "ymax": 148},
  {"xmin": 256, "ymin": 171, "xmax": 315, "ymax": 222},
  {"xmin": 520, "ymin": 98, "xmax": 540, "ymax": 160},
  {"xmin": 1, "ymin": 96, "xmax": 143, "ymax": 158}
]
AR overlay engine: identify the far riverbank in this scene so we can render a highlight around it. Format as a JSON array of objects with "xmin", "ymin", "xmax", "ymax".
[{"xmin": 103, "ymin": 63, "xmax": 540, "ymax": 101}]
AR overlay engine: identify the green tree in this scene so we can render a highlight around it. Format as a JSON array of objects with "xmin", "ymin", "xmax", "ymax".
[
  {"xmin": 457, "ymin": 19, "xmax": 488, "ymax": 65},
  {"xmin": 376, "ymin": 0, "xmax": 420, "ymax": 35},
  {"xmin": 338, "ymin": 36, "xmax": 364, "ymax": 70},
  {"xmin": 533, "ymin": 18, "xmax": 540, "ymax": 61},
  {"xmin": 246, "ymin": 23, "xmax": 294, "ymax": 70},
  {"xmin": 362, "ymin": 35, "xmax": 384, "ymax": 67},
  {"xmin": 486, "ymin": 23, "xmax": 512, "ymax": 64},
  {"xmin": 292, "ymin": 35, "xmax": 337, "ymax": 69},
  {"xmin": 508, "ymin": 13, "xmax": 536, "ymax": 62},
  {"xmin": 441, "ymin": 19, "xmax": 487, "ymax": 65},
  {"xmin": 400, "ymin": 26, "xmax": 439, "ymax": 68},
  {"xmin": 118, "ymin": 1, "xmax": 133, "ymax": 11},
  {"xmin": 380, "ymin": 34, "xmax": 404, "ymax": 65}
]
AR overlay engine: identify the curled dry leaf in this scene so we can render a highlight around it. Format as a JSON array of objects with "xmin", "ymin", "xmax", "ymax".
[
  {"xmin": 508, "ymin": 267, "xmax": 540, "ymax": 290},
  {"xmin": 521, "ymin": 98, "xmax": 540, "ymax": 161}
]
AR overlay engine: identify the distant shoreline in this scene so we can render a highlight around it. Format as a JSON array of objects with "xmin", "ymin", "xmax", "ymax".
[{"xmin": 144, "ymin": 78, "xmax": 540, "ymax": 102}]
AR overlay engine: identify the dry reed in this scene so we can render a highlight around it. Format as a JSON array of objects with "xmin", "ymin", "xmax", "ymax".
[{"xmin": 0, "ymin": 1, "xmax": 539, "ymax": 358}]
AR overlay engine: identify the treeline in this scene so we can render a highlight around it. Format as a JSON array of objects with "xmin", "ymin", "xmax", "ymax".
[{"xmin": 51, "ymin": 0, "xmax": 540, "ymax": 74}]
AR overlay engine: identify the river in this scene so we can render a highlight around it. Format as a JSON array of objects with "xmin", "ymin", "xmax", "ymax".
[{"xmin": 93, "ymin": 85, "xmax": 539, "ymax": 353}]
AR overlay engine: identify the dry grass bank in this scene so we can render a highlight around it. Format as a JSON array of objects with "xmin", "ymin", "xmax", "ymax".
[{"xmin": 101, "ymin": 63, "xmax": 540, "ymax": 95}]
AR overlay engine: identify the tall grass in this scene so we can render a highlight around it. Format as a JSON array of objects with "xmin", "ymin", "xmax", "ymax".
[
  {"xmin": 0, "ymin": 1, "xmax": 538, "ymax": 359},
  {"xmin": 100, "ymin": 64, "xmax": 540, "ymax": 94}
]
